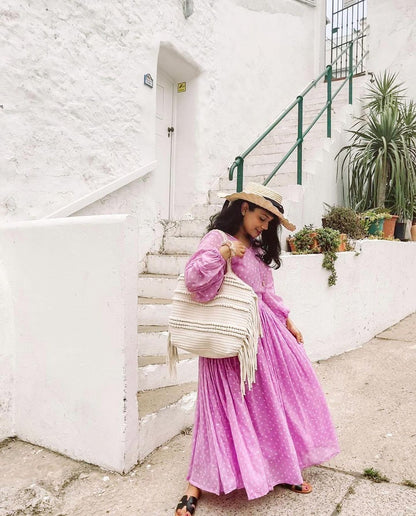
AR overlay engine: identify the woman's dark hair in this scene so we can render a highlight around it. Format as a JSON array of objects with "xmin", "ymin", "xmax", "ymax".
[{"xmin": 207, "ymin": 199, "xmax": 282, "ymax": 269}]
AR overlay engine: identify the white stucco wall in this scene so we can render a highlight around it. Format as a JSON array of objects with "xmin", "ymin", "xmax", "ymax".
[
  {"xmin": 301, "ymin": 90, "xmax": 366, "ymax": 228},
  {"xmin": 0, "ymin": 215, "xmax": 138, "ymax": 472},
  {"xmin": 0, "ymin": 266, "xmax": 14, "ymax": 440},
  {"xmin": 1, "ymin": 0, "xmax": 326, "ymax": 268},
  {"xmin": 275, "ymin": 240, "xmax": 416, "ymax": 362},
  {"xmin": 368, "ymin": 0, "xmax": 416, "ymax": 100}
]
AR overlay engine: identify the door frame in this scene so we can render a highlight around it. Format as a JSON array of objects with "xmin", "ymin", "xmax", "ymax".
[{"xmin": 156, "ymin": 68, "xmax": 177, "ymax": 220}]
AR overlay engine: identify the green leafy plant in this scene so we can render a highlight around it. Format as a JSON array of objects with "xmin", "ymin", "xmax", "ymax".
[
  {"xmin": 402, "ymin": 479, "xmax": 416, "ymax": 488},
  {"xmin": 322, "ymin": 204, "xmax": 366, "ymax": 239},
  {"xmin": 292, "ymin": 224, "xmax": 320, "ymax": 254},
  {"xmin": 360, "ymin": 208, "xmax": 391, "ymax": 235},
  {"xmin": 337, "ymin": 71, "xmax": 416, "ymax": 220},
  {"xmin": 364, "ymin": 71, "xmax": 406, "ymax": 112},
  {"xmin": 363, "ymin": 467, "xmax": 390, "ymax": 483},
  {"xmin": 290, "ymin": 225, "xmax": 341, "ymax": 286},
  {"xmin": 316, "ymin": 228, "xmax": 340, "ymax": 287}
]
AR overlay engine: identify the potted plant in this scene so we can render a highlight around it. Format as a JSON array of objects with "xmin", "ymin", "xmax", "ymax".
[
  {"xmin": 322, "ymin": 205, "xmax": 366, "ymax": 240},
  {"xmin": 382, "ymin": 214, "xmax": 399, "ymax": 239},
  {"xmin": 337, "ymin": 72, "xmax": 416, "ymax": 234},
  {"xmin": 288, "ymin": 225, "xmax": 342, "ymax": 286},
  {"xmin": 412, "ymin": 202, "xmax": 416, "ymax": 241},
  {"xmin": 288, "ymin": 224, "xmax": 319, "ymax": 253},
  {"xmin": 360, "ymin": 209, "xmax": 391, "ymax": 236},
  {"xmin": 411, "ymin": 217, "xmax": 416, "ymax": 242}
]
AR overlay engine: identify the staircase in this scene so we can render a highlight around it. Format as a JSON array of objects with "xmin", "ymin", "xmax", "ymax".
[{"xmin": 136, "ymin": 76, "xmax": 368, "ymax": 461}]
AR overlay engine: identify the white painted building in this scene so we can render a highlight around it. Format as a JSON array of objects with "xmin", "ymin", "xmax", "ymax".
[
  {"xmin": 1, "ymin": 0, "xmax": 326, "ymax": 265},
  {"xmin": 1, "ymin": 0, "xmax": 416, "ymax": 472}
]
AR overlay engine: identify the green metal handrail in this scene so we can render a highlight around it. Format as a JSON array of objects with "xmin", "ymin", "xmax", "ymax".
[{"xmin": 228, "ymin": 30, "xmax": 369, "ymax": 192}]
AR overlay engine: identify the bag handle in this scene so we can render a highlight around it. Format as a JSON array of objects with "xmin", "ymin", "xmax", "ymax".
[{"xmin": 217, "ymin": 229, "xmax": 233, "ymax": 274}]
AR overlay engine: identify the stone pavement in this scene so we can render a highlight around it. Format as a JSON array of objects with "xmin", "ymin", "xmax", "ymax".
[{"xmin": 1, "ymin": 313, "xmax": 416, "ymax": 516}]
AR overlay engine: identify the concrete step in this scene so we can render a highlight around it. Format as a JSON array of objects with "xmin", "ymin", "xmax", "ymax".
[
  {"xmin": 138, "ymin": 354, "xmax": 198, "ymax": 391},
  {"xmin": 212, "ymin": 173, "xmax": 299, "ymax": 203},
  {"xmin": 250, "ymin": 137, "xmax": 324, "ymax": 156},
  {"xmin": 138, "ymin": 353, "xmax": 194, "ymax": 367},
  {"xmin": 244, "ymin": 161, "xmax": 297, "ymax": 177},
  {"xmin": 138, "ymin": 273, "xmax": 178, "ymax": 299},
  {"xmin": 190, "ymin": 203, "xmax": 223, "ymax": 219},
  {"xmin": 164, "ymin": 235, "xmax": 201, "ymax": 255},
  {"xmin": 277, "ymin": 117, "xmax": 327, "ymax": 133},
  {"xmin": 138, "ymin": 325, "xmax": 170, "ymax": 356},
  {"xmin": 219, "ymin": 174, "xmax": 270, "ymax": 190},
  {"xmin": 165, "ymin": 219, "xmax": 207, "ymax": 237},
  {"xmin": 146, "ymin": 253, "xmax": 190, "ymax": 275},
  {"xmin": 137, "ymin": 382, "xmax": 197, "ymax": 461},
  {"xmin": 137, "ymin": 298, "xmax": 171, "ymax": 326},
  {"xmin": 246, "ymin": 152, "xmax": 298, "ymax": 166},
  {"xmin": 138, "ymin": 325, "xmax": 188, "ymax": 357},
  {"xmin": 241, "ymin": 168, "xmax": 298, "ymax": 186}
]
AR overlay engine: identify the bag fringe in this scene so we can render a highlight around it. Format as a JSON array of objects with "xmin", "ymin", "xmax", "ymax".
[{"xmin": 167, "ymin": 332, "xmax": 179, "ymax": 379}]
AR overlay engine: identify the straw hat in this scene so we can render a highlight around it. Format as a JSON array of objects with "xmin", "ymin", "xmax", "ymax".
[{"xmin": 218, "ymin": 182, "xmax": 296, "ymax": 231}]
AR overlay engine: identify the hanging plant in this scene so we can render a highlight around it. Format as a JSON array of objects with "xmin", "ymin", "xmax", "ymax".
[{"xmin": 289, "ymin": 225, "xmax": 341, "ymax": 287}]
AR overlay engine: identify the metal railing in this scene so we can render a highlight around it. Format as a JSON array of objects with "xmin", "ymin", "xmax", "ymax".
[
  {"xmin": 228, "ymin": 30, "xmax": 368, "ymax": 192},
  {"xmin": 331, "ymin": 0, "xmax": 367, "ymax": 80}
]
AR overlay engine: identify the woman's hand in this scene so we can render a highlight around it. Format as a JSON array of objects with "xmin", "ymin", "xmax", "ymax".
[
  {"xmin": 286, "ymin": 317, "xmax": 304, "ymax": 345},
  {"xmin": 219, "ymin": 241, "xmax": 247, "ymax": 259}
]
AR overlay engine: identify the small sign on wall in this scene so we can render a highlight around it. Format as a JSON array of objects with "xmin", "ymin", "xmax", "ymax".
[
  {"xmin": 177, "ymin": 82, "xmax": 186, "ymax": 93},
  {"xmin": 144, "ymin": 74, "xmax": 154, "ymax": 88}
]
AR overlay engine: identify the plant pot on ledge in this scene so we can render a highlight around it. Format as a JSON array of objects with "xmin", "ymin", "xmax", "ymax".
[
  {"xmin": 287, "ymin": 237, "xmax": 296, "ymax": 252},
  {"xmin": 411, "ymin": 222, "xmax": 416, "ymax": 242},
  {"xmin": 394, "ymin": 219, "xmax": 413, "ymax": 241},
  {"xmin": 382, "ymin": 215, "xmax": 399, "ymax": 238},
  {"xmin": 368, "ymin": 218, "xmax": 385, "ymax": 235},
  {"xmin": 338, "ymin": 233, "xmax": 347, "ymax": 252}
]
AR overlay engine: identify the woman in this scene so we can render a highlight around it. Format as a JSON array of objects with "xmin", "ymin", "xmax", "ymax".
[{"xmin": 175, "ymin": 183, "xmax": 339, "ymax": 516}]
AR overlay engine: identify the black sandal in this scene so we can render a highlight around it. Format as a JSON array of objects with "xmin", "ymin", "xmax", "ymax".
[
  {"xmin": 175, "ymin": 495, "xmax": 198, "ymax": 515},
  {"xmin": 281, "ymin": 481, "xmax": 312, "ymax": 494}
]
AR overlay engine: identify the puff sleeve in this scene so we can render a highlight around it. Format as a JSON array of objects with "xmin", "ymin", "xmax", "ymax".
[
  {"xmin": 262, "ymin": 265, "xmax": 290, "ymax": 323},
  {"xmin": 184, "ymin": 230, "xmax": 227, "ymax": 302}
]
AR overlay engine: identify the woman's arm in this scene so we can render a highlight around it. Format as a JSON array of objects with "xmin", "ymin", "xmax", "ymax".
[
  {"xmin": 262, "ymin": 266, "xmax": 290, "ymax": 323},
  {"xmin": 184, "ymin": 230, "xmax": 227, "ymax": 302},
  {"xmin": 263, "ymin": 267, "xmax": 304, "ymax": 344}
]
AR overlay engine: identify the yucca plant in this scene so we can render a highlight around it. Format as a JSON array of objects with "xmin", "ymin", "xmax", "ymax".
[
  {"xmin": 337, "ymin": 72, "xmax": 416, "ymax": 220},
  {"xmin": 364, "ymin": 71, "xmax": 405, "ymax": 113}
]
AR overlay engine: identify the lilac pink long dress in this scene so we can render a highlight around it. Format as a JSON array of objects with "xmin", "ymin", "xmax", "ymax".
[{"xmin": 183, "ymin": 229, "xmax": 339, "ymax": 500}]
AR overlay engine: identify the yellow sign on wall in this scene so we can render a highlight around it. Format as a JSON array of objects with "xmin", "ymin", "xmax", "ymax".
[{"xmin": 177, "ymin": 82, "xmax": 186, "ymax": 93}]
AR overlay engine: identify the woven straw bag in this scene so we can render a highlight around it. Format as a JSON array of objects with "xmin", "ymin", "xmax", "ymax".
[{"xmin": 168, "ymin": 231, "xmax": 263, "ymax": 395}]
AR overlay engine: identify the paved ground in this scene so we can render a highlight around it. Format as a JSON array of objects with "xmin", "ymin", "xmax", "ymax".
[{"xmin": 1, "ymin": 313, "xmax": 416, "ymax": 515}]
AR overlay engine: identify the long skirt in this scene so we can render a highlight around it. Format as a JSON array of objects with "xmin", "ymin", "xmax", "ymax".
[{"xmin": 186, "ymin": 302, "xmax": 340, "ymax": 500}]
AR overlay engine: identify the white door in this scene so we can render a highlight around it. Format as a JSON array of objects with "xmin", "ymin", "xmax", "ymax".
[{"xmin": 155, "ymin": 71, "xmax": 175, "ymax": 219}]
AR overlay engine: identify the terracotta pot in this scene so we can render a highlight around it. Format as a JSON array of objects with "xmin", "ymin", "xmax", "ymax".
[
  {"xmin": 337, "ymin": 233, "xmax": 347, "ymax": 252},
  {"xmin": 309, "ymin": 232, "xmax": 320, "ymax": 251},
  {"xmin": 288, "ymin": 232, "xmax": 320, "ymax": 253},
  {"xmin": 382, "ymin": 215, "xmax": 398, "ymax": 238},
  {"xmin": 411, "ymin": 223, "xmax": 416, "ymax": 242},
  {"xmin": 287, "ymin": 237, "xmax": 296, "ymax": 252}
]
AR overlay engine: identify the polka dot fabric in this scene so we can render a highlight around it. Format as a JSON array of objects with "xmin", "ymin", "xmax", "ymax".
[{"xmin": 184, "ymin": 230, "xmax": 340, "ymax": 500}]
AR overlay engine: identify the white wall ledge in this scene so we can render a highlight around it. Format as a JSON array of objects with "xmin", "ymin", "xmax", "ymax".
[
  {"xmin": 0, "ymin": 215, "xmax": 139, "ymax": 472},
  {"xmin": 274, "ymin": 240, "xmax": 416, "ymax": 362},
  {"xmin": 295, "ymin": 0, "xmax": 316, "ymax": 6}
]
